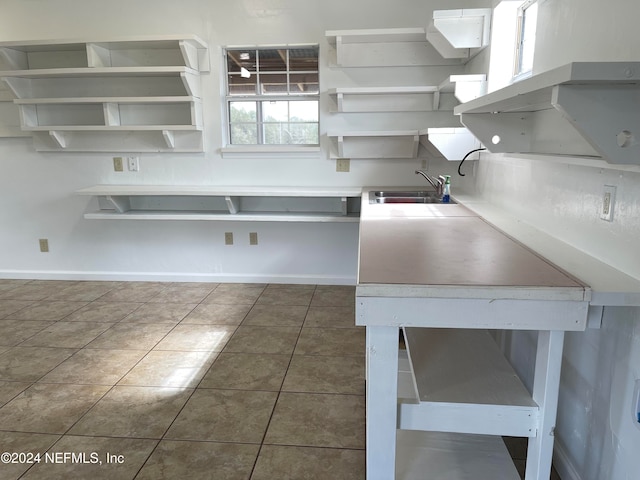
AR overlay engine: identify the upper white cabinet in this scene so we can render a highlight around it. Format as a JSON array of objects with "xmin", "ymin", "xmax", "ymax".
[
  {"xmin": 0, "ymin": 35, "xmax": 209, "ymax": 152},
  {"xmin": 455, "ymin": 62, "xmax": 640, "ymax": 165},
  {"xmin": 427, "ymin": 9, "xmax": 491, "ymax": 61}
]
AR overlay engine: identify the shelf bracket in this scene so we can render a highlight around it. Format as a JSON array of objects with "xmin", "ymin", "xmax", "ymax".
[
  {"xmin": 103, "ymin": 102, "xmax": 121, "ymax": 126},
  {"xmin": 336, "ymin": 135, "xmax": 345, "ymax": 157},
  {"xmin": 225, "ymin": 196, "xmax": 240, "ymax": 214},
  {"xmin": 86, "ymin": 43, "xmax": 112, "ymax": 68},
  {"xmin": 552, "ymin": 84, "xmax": 640, "ymax": 165},
  {"xmin": 411, "ymin": 133, "xmax": 420, "ymax": 158},
  {"xmin": 586, "ymin": 305, "xmax": 604, "ymax": 329},
  {"xmin": 179, "ymin": 40, "xmax": 209, "ymax": 72},
  {"xmin": 161, "ymin": 130, "xmax": 175, "ymax": 149},
  {"xmin": 340, "ymin": 197, "xmax": 348, "ymax": 216},
  {"xmin": 179, "ymin": 40, "xmax": 199, "ymax": 70},
  {"xmin": 336, "ymin": 92, "xmax": 344, "ymax": 112},
  {"xmin": 2, "ymin": 77, "xmax": 32, "ymax": 99},
  {"xmin": 103, "ymin": 195, "xmax": 131, "ymax": 213},
  {"xmin": 49, "ymin": 130, "xmax": 67, "ymax": 149},
  {"xmin": 0, "ymin": 47, "xmax": 28, "ymax": 70},
  {"xmin": 180, "ymin": 72, "xmax": 201, "ymax": 97},
  {"xmin": 459, "ymin": 112, "xmax": 532, "ymax": 153}
]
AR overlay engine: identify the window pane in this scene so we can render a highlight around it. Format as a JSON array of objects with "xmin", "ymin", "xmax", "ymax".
[
  {"xmin": 226, "ymin": 49, "xmax": 256, "ymax": 74},
  {"xmin": 288, "ymin": 123, "xmax": 319, "ymax": 144},
  {"xmin": 230, "ymin": 124, "xmax": 258, "ymax": 144},
  {"xmin": 290, "ymin": 101, "xmax": 318, "ymax": 122},
  {"xmin": 289, "ymin": 47, "xmax": 319, "ymax": 71},
  {"xmin": 259, "ymin": 73, "xmax": 288, "ymax": 95},
  {"xmin": 257, "ymin": 49, "xmax": 287, "ymax": 72},
  {"xmin": 228, "ymin": 75, "xmax": 257, "ymax": 95},
  {"xmin": 263, "ymin": 123, "xmax": 319, "ymax": 145},
  {"xmin": 229, "ymin": 102, "xmax": 257, "ymax": 122},
  {"xmin": 289, "ymin": 73, "xmax": 319, "ymax": 94},
  {"xmin": 262, "ymin": 101, "xmax": 289, "ymax": 122}
]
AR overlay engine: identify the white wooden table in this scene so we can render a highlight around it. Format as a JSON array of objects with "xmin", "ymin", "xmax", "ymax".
[{"xmin": 356, "ymin": 190, "xmax": 591, "ymax": 479}]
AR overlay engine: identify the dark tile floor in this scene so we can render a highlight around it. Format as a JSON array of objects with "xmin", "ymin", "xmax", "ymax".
[{"xmin": 0, "ymin": 279, "xmax": 560, "ymax": 479}]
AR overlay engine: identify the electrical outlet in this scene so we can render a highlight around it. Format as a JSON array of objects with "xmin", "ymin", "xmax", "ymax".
[
  {"xmin": 113, "ymin": 157, "xmax": 124, "ymax": 172},
  {"xmin": 249, "ymin": 232, "xmax": 258, "ymax": 245},
  {"xmin": 224, "ymin": 232, "xmax": 233, "ymax": 245},
  {"xmin": 336, "ymin": 158, "xmax": 350, "ymax": 172},
  {"xmin": 600, "ymin": 185, "xmax": 616, "ymax": 222},
  {"xmin": 127, "ymin": 156, "xmax": 139, "ymax": 172},
  {"xmin": 39, "ymin": 238, "xmax": 49, "ymax": 253}
]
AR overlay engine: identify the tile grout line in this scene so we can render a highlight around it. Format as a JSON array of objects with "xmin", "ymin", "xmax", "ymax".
[{"xmin": 246, "ymin": 284, "xmax": 317, "ymax": 479}]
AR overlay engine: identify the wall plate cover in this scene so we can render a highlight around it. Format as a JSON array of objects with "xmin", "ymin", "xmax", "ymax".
[{"xmin": 600, "ymin": 185, "xmax": 616, "ymax": 221}]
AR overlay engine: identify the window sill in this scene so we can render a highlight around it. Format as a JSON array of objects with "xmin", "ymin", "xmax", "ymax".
[{"xmin": 220, "ymin": 145, "xmax": 321, "ymax": 159}]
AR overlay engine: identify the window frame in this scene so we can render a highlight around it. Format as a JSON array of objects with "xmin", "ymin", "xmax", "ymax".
[
  {"xmin": 223, "ymin": 45, "xmax": 320, "ymax": 148},
  {"xmin": 513, "ymin": 0, "xmax": 538, "ymax": 79}
]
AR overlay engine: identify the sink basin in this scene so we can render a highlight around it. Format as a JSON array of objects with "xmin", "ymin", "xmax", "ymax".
[{"xmin": 370, "ymin": 190, "xmax": 456, "ymax": 205}]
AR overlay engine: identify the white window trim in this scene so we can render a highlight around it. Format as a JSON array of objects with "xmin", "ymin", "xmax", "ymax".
[
  {"xmin": 222, "ymin": 44, "xmax": 320, "ymax": 153},
  {"xmin": 513, "ymin": 0, "xmax": 538, "ymax": 79}
]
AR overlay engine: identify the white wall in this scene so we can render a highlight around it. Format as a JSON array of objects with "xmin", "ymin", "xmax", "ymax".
[
  {"xmin": 474, "ymin": 1, "xmax": 640, "ymax": 479},
  {"xmin": 0, "ymin": 0, "xmax": 483, "ymax": 283},
  {"xmin": 3, "ymin": 0, "xmax": 638, "ymax": 478}
]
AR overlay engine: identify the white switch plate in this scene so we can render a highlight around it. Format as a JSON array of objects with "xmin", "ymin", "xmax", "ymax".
[
  {"xmin": 127, "ymin": 156, "xmax": 139, "ymax": 172},
  {"xmin": 600, "ymin": 185, "xmax": 616, "ymax": 222}
]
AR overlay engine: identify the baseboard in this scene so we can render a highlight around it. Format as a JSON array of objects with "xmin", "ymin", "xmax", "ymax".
[
  {"xmin": 553, "ymin": 439, "xmax": 582, "ymax": 480},
  {"xmin": 0, "ymin": 270, "xmax": 356, "ymax": 286}
]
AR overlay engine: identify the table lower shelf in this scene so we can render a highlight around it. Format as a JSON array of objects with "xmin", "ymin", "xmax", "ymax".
[
  {"xmin": 396, "ymin": 430, "xmax": 521, "ymax": 480},
  {"xmin": 399, "ymin": 328, "xmax": 539, "ymax": 437}
]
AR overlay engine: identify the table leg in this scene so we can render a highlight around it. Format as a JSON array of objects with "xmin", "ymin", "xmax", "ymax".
[
  {"xmin": 365, "ymin": 326, "xmax": 399, "ymax": 480},
  {"xmin": 525, "ymin": 330, "xmax": 565, "ymax": 480}
]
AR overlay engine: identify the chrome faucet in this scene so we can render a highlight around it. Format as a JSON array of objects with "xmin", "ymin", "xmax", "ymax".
[{"xmin": 415, "ymin": 170, "xmax": 446, "ymax": 197}]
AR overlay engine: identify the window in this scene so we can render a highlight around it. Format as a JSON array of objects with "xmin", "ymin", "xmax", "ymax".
[
  {"xmin": 224, "ymin": 46, "xmax": 319, "ymax": 146},
  {"xmin": 514, "ymin": 0, "xmax": 538, "ymax": 77}
]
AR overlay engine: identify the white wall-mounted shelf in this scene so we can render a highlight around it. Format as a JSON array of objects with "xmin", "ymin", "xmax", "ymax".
[
  {"xmin": 454, "ymin": 62, "xmax": 640, "ymax": 165},
  {"xmin": 327, "ymin": 86, "xmax": 458, "ymax": 113},
  {"xmin": 327, "ymin": 128, "xmax": 480, "ymax": 161},
  {"xmin": 0, "ymin": 35, "xmax": 208, "ymax": 152},
  {"xmin": 426, "ymin": 9, "xmax": 492, "ymax": 61},
  {"xmin": 325, "ymin": 28, "xmax": 461, "ymax": 67},
  {"xmin": 327, "ymin": 130, "xmax": 421, "ymax": 159},
  {"xmin": 76, "ymin": 185, "xmax": 362, "ymax": 223}
]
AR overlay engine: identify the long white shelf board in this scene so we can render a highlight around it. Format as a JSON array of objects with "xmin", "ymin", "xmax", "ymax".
[
  {"xmin": 396, "ymin": 431, "xmax": 520, "ymax": 480},
  {"xmin": 325, "ymin": 27, "xmax": 426, "ymax": 45},
  {"xmin": 454, "ymin": 62, "xmax": 640, "ymax": 164},
  {"xmin": 404, "ymin": 328, "xmax": 535, "ymax": 406},
  {"xmin": 83, "ymin": 211, "xmax": 360, "ymax": 223},
  {"xmin": 24, "ymin": 125, "xmax": 201, "ymax": 132},
  {"xmin": 328, "ymin": 86, "xmax": 438, "ymax": 95},
  {"xmin": 1, "ymin": 66, "xmax": 197, "ymax": 78},
  {"xmin": 455, "ymin": 62, "xmax": 640, "ymax": 115},
  {"xmin": 76, "ymin": 185, "xmax": 362, "ymax": 197},
  {"xmin": 0, "ymin": 35, "xmax": 207, "ymax": 50},
  {"xmin": 14, "ymin": 96, "xmax": 199, "ymax": 104}
]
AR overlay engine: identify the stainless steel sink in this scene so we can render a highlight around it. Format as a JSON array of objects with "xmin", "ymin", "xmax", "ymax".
[{"xmin": 370, "ymin": 190, "xmax": 456, "ymax": 204}]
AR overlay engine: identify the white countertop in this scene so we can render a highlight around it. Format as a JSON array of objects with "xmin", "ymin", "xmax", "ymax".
[{"xmin": 357, "ymin": 189, "xmax": 590, "ymax": 302}]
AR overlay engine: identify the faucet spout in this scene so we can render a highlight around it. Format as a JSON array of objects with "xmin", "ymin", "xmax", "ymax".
[{"xmin": 415, "ymin": 170, "xmax": 444, "ymax": 196}]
